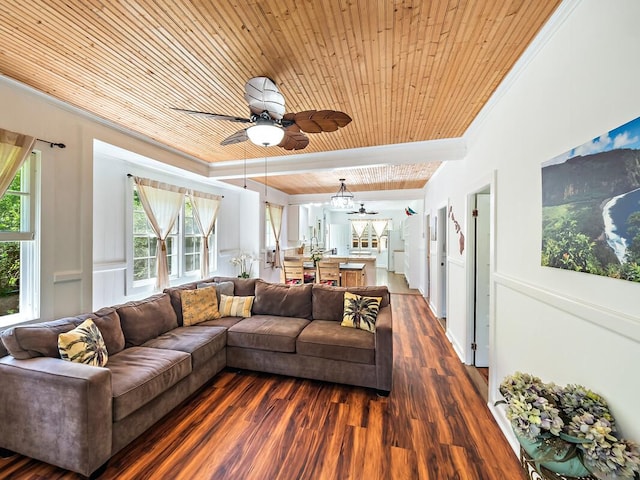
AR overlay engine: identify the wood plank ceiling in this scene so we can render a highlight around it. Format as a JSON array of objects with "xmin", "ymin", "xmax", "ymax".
[{"xmin": 0, "ymin": 0, "xmax": 561, "ymax": 194}]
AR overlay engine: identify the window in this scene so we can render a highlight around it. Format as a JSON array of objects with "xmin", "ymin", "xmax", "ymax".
[
  {"xmin": 350, "ymin": 219, "xmax": 390, "ymax": 252},
  {"xmin": 182, "ymin": 196, "xmax": 217, "ymax": 274},
  {"xmin": 130, "ymin": 188, "xmax": 216, "ymax": 291},
  {"xmin": 351, "ymin": 222, "xmax": 370, "ymax": 248},
  {"xmin": 132, "ymin": 188, "xmax": 177, "ymax": 283},
  {"xmin": 0, "ymin": 153, "xmax": 39, "ymax": 321}
]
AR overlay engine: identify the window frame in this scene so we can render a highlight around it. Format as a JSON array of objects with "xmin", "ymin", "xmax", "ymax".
[{"xmin": 0, "ymin": 152, "xmax": 41, "ymax": 326}]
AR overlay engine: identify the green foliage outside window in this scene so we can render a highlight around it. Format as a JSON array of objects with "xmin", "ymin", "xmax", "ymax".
[{"xmin": 0, "ymin": 170, "xmax": 22, "ymax": 314}]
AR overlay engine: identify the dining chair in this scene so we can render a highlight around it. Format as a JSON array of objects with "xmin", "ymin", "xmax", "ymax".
[{"xmin": 317, "ymin": 260, "xmax": 341, "ymax": 286}]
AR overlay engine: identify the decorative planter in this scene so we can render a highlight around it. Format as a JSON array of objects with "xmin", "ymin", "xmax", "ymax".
[{"xmin": 516, "ymin": 432, "xmax": 591, "ymax": 478}]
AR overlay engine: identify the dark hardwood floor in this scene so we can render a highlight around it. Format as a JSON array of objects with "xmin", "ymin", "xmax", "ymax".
[{"xmin": 0, "ymin": 295, "xmax": 526, "ymax": 480}]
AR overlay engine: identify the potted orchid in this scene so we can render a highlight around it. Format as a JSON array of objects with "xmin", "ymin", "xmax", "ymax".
[
  {"xmin": 230, "ymin": 251, "xmax": 255, "ymax": 278},
  {"xmin": 498, "ymin": 372, "xmax": 640, "ymax": 479}
]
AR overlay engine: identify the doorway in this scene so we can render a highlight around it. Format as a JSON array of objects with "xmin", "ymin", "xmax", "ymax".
[
  {"xmin": 473, "ymin": 191, "xmax": 490, "ymax": 368},
  {"xmin": 467, "ymin": 187, "xmax": 492, "ymax": 399},
  {"xmin": 424, "ymin": 214, "xmax": 431, "ymax": 303},
  {"xmin": 436, "ymin": 206, "xmax": 447, "ymax": 320}
]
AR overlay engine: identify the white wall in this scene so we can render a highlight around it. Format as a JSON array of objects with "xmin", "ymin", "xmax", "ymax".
[
  {"xmin": 421, "ymin": 0, "xmax": 640, "ymax": 442},
  {"xmin": 92, "ymin": 144, "xmax": 249, "ymax": 308},
  {"xmin": 0, "ymin": 75, "xmax": 259, "ymax": 319}
]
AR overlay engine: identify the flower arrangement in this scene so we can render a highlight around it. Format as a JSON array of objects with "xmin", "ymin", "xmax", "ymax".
[
  {"xmin": 310, "ymin": 248, "xmax": 323, "ymax": 265},
  {"xmin": 498, "ymin": 372, "xmax": 640, "ymax": 479},
  {"xmin": 230, "ymin": 252, "xmax": 255, "ymax": 278}
]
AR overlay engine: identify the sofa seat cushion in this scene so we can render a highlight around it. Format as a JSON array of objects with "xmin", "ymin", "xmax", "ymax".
[
  {"xmin": 227, "ymin": 316, "xmax": 310, "ymax": 353},
  {"xmin": 142, "ymin": 326, "xmax": 226, "ymax": 368},
  {"xmin": 107, "ymin": 347, "xmax": 191, "ymax": 421},
  {"xmin": 296, "ymin": 320, "xmax": 375, "ymax": 365},
  {"xmin": 198, "ymin": 317, "xmax": 245, "ymax": 329}
]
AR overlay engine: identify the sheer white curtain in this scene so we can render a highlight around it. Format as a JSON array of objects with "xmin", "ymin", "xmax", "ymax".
[
  {"xmin": 371, "ymin": 219, "xmax": 389, "ymax": 252},
  {"xmin": 267, "ymin": 202, "xmax": 284, "ymax": 268},
  {"xmin": 134, "ymin": 177, "xmax": 186, "ymax": 290},
  {"xmin": 0, "ymin": 129, "xmax": 36, "ymax": 198},
  {"xmin": 351, "ymin": 219, "xmax": 369, "ymax": 251},
  {"xmin": 189, "ymin": 191, "xmax": 222, "ymax": 279}
]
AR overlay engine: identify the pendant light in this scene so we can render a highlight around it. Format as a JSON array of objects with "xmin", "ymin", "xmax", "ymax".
[{"xmin": 330, "ymin": 178, "xmax": 355, "ymax": 208}]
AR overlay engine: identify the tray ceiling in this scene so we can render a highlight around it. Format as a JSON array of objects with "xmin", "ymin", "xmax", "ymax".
[{"xmin": 0, "ymin": 0, "xmax": 561, "ymax": 194}]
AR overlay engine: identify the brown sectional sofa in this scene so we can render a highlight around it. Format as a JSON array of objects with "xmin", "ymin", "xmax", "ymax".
[{"xmin": 0, "ymin": 277, "xmax": 392, "ymax": 477}]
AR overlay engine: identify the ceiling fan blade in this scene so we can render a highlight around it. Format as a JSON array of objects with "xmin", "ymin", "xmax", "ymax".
[
  {"xmin": 278, "ymin": 125, "xmax": 309, "ymax": 150},
  {"xmin": 220, "ymin": 128, "xmax": 249, "ymax": 146},
  {"xmin": 244, "ymin": 77, "xmax": 286, "ymax": 120},
  {"xmin": 278, "ymin": 124, "xmax": 309, "ymax": 150},
  {"xmin": 287, "ymin": 110, "xmax": 353, "ymax": 133},
  {"xmin": 171, "ymin": 107, "xmax": 251, "ymax": 123}
]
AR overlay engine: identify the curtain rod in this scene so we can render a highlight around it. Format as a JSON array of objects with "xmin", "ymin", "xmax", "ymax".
[
  {"xmin": 36, "ymin": 138, "xmax": 66, "ymax": 148},
  {"xmin": 127, "ymin": 174, "xmax": 224, "ymax": 198}
]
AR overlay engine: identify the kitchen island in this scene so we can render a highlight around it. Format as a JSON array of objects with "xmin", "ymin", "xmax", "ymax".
[
  {"xmin": 301, "ymin": 261, "xmax": 367, "ymax": 287},
  {"xmin": 285, "ymin": 252, "xmax": 376, "ymax": 286}
]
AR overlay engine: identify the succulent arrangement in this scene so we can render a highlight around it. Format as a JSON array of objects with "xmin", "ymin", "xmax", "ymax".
[{"xmin": 498, "ymin": 372, "xmax": 640, "ymax": 479}]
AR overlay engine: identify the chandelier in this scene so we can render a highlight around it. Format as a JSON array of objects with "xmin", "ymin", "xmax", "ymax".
[{"xmin": 330, "ymin": 178, "xmax": 355, "ymax": 208}]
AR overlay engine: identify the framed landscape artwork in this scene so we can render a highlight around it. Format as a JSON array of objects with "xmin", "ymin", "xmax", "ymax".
[{"xmin": 541, "ymin": 116, "xmax": 640, "ymax": 282}]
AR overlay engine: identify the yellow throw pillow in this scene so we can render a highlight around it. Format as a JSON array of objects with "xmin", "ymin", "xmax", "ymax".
[
  {"xmin": 181, "ymin": 287, "xmax": 221, "ymax": 326},
  {"xmin": 218, "ymin": 294, "xmax": 254, "ymax": 318},
  {"xmin": 58, "ymin": 318, "xmax": 108, "ymax": 366},
  {"xmin": 341, "ymin": 292, "xmax": 382, "ymax": 333}
]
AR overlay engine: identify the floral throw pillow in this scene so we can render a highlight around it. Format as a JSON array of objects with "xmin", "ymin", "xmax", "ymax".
[
  {"xmin": 181, "ymin": 287, "xmax": 222, "ymax": 326},
  {"xmin": 58, "ymin": 318, "xmax": 108, "ymax": 366},
  {"xmin": 218, "ymin": 294, "xmax": 254, "ymax": 318},
  {"xmin": 341, "ymin": 292, "xmax": 382, "ymax": 333}
]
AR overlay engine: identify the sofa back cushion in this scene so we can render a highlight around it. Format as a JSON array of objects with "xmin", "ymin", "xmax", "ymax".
[
  {"xmin": 213, "ymin": 276, "xmax": 257, "ymax": 296},
  {"xmin": 311, "ymin": 284, "xmax": 390, "ymax": 321},
  {"xmin": 0, "ymin": 340, "xmax": 7, "ymax": 357},
  {"xmin": 164, "ymin": 283, "xmax": 197, "ymax": 326},
  {"xmin": 164, "ymin": 281, "xmax": 234, "ymax": 325},
  {"xmin": 1, "ymin": 317, "xmax": 81, "ymax": 359},
  {"xmin": 252, "ymin": 280, "xmax": 313, "ymax": 319},
  {"xmin": 197, "ymin": 281, "xmax": 234, "ymax": 305},
  {"xmin": 76, "ymin": 307, "xmax": 126, "ymax": 355},
  {"xmin": 116, "ymin": 293, "xmax": 178, "ymax": 347}
]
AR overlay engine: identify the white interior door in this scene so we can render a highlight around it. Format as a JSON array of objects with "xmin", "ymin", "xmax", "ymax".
[
  {"xmin": 328, "ymin": 223, "xmax": 349, "ymax": 256},
  {"xmin": 437, "ymin": 207, "xmax": 447, "ymax": 318},
  {"xmin": 424, "ymin": 214, "xmax": 431, "ymax": 299},
  {"xmin": 474, "ymin": 193, "xmax": 491, "ymax": 367}
]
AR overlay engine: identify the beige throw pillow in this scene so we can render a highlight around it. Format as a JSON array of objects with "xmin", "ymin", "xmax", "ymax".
[
  {"xmin": 218, "ymin": 294, "xmax": 254, "ymax": 318},
  {"xmin": 181, "ymin": 287, "xmax": 221, "ymax": 326}
]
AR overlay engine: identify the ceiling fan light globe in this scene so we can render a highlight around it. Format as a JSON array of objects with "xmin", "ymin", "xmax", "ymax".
[{"xmin": 246, "ymin": 124, "xmax": 285, "ymax": 146}]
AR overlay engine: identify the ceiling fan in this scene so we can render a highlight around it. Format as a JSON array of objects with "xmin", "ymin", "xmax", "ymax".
[
  {"xmin": 348, "ymin": 203, "xmax": 379, "ymax": 215},
  {"xmin": 172, "ymin": 77, "xmax": 352, "ymax": 150}
]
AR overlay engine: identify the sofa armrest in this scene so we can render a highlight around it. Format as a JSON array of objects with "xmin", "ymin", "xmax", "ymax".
[
  {"xmin": 0, "ymin": 356, "xmax": 112, "ymax": 476},
  {"xmin": 375, "ymin": 305, "xmax": 393, "ymax": 392}
]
